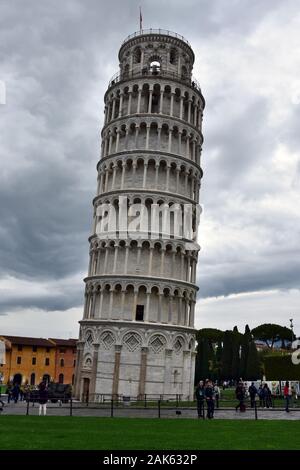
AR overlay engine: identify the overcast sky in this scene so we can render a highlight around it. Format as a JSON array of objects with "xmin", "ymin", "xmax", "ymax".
[{"xmin": 0, "ymin": 0, "xmax": 299, "ymax": 338}]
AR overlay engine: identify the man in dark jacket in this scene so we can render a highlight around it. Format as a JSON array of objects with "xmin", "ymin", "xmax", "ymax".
[
  {"xmin": 235, "ymin": 382, "xmax": 246, "ymax": 412},
  {"xmin": 248, "ymin": 382, "xmax": 257, "ymax": 408},
  {"xmin": 195, "ymin": 381, "xmax": 205, "ymax": 418},
  {"xmin": 205, "ymin": 380, "xmax": 215, "ymax": 419},
  {"xmin": 38, "ymin": 382, "xmax": 48, "ymax": 416}
]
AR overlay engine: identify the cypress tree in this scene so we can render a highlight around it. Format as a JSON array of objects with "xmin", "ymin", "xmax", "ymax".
[
  {"xmin": 231, "ymin": 328, "xmax": 241, "ymax": 380},
  {"xmin": 221, "ymin": 330, "xmax": 233, "ymax": 379},
  {"xmin": 246, "ymin": 341, "xmax": 261, "ymax": 380},
  {"xmin": 240, "ymin": 324, "xmax": 251, "ymax": 378}
]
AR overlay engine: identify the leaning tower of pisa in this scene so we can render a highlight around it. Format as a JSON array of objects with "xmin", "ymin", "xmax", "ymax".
[{"xmin": 74, "ymin": 29, "xmax": 205, "ymax": 401}]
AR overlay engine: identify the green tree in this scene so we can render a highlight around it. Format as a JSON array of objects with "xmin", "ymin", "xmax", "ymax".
[
  {"xmin": 245, "ymin": 341, "xmax": 261, "ymax": 379},
  {"xmin": 251, "ymin": 323, "xmax": 294, "ymax": 349},
  {"xmin": 220, "ymin": 330, "xmax": 233, "ymax": 379},
  {"xmin": 240, "ymin": 325, "xmax": 252, "ymax": 378}
]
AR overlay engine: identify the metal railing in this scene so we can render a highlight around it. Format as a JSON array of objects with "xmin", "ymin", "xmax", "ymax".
[
  {"xmin": 122, "ymin": 29, "xmax": 192, "ymax": 48},
  {"xmin": 108, "ymin": 69, "xmax": 202, "ymax": 93}
]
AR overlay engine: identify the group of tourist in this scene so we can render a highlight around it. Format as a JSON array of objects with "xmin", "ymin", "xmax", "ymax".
[
  {"xmin": 195, "ymin": 380, "xmax": 221, "ymax": 419},
  {"xmin": 1, "ymin": 381, "xmax": 49, "ymax": 415},
  {"xmin": 195, "ymin": 379, "xmax": 295, "ymax": 417}
]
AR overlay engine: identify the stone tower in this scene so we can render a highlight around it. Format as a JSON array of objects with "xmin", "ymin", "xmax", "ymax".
[{"xmin": 74, "ymin": 29, "xmax": 204, "ymax": 401}]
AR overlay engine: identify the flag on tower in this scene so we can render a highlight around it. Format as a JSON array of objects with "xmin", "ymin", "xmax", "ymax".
[{"xmin": 139, "ymin": 6, "xmax": 143, "ymax": 31}]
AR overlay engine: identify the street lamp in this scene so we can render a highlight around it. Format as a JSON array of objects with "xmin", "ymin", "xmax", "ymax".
[{"xmin": 290, "ymin": 318, "xmax": 294, "ymax": 349}]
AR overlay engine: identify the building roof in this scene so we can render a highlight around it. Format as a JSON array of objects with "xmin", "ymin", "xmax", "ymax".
[
  {"xmin": 0, "ymin": 335, "xmax": 55, "ymax": 348},
  {"xmin": 48, "ymin": 338, "xmax": 78, "ymax": 347}
]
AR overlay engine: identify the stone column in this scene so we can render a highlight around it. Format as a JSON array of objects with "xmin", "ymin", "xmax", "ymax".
[
  {"xmin": 98, "ymin": 289, "xmax": 103, "ymax": 318},
  {"xmin": 185, "ymin": 135, "xmax": 190, "ymax": 158},
  {"xmin": 108, "ymin": 288, "xmax": 114, "ymax": 319},
  {"xmin": 159, "ymin": 90, "xmax": 164, "ymax": 114},
  {"xmin": 179, "ymin": 96, "xmax": 184, "ymax": 120},
  {"xmin": 189, "ymin": 351, "xmax": 197, "ymax": 399},
  {"xmin": 118, "ymin": 93, "xmax": 124, "ymax": 118},
  {"xmin": 178, "ymin": 131, "xmax": 182, "ymax": 155},
  {"xmin": 145, "ymin": 125, "xmax": 150, "ymax": 150},
  {"xmin": 148, "ymin": 89, "xmax": 153, "ymax": 113},
  {"xmin": 89, "ymin": 343, "xmax": 100, "ymax": 401},
  {"xmin": 182, "ymin": 350, "xmax": 191, "ymax": 400},
  {"xmin": 145, "ymin": 291, "xmax": 151, "ymax": 321},
  {"xmin": 170, "ymin": 93, "xmax": 174, "ymax": 117},
  {"xmin": 158, "ymin": 292, "xmax": 162, "ymax": 322},
  {"xmin": 115, "ymin": 131, "xmax": 120, "ymax": 153},
  {"xmin": 163, "ymin": 349, "xmax": 173, "ymax": 395},
  {"xmin": 148, "ymin": 247, "xmax": 153, "ymax": 275},
  {"xmin": 73, "ymin": 341, "xmax": 84, "ymax": 399},
  {"xmin": 168, "ymin": 129, "xmax": 172, "ymax": 153},
  {"xmin": 124, "ymin": 245, "xmax": 129, "ymax": 274},
  {"xmin": 176, "ymin": 166, "xmax": 180, "ymax": 193},
  {"xmin": 111, "ymin": 98, "xmax": 116, "ymax": 121},
  {"xmin": 113, "ymin": 245, "xmax": 118, "ymax": 273},
  {"xmin": 112, "ymin": 164, "xmax": 117, "ymax": 189},
  {"xmin": 137, "ymin": 87, "xmax": 142, "ymax": 113},
  {"xmin": 121, "ymin": 162, "xmax": 126, "ymax": 189},
  {"xmin": 155, "ymin": 163, "xmax": 159, "ymax": 188},
  {"xmin": 142, "ymin": 162, "xmax": 148, "ymax": 188},
  {"xmin": 187, "ymin": 100, "xmax": 192, "ymax": 123},
  {"xmin": 134, "ymin": 125, "xmax": 139, "ymax": 148},
  {"xmin": 166, "ymin": 163, "xmax": 170, "ymax": 191},
  {"xmin": 127, "ymin": 91, "xmax": 132, "ymax": 115},
  {"xmin": 132, "ymin": 289, "xmax": 138, "ymax": 321},
  {"xmin": 157, "ymin": 127, "xmax": 161, "ymax": 150},
  {"xmin": 112, "ymin": 345, "xmax": 122, "ymax": 397},
  {"xmin": 138, "ymin": 347, "xmax": 148, "ymax": 398}
]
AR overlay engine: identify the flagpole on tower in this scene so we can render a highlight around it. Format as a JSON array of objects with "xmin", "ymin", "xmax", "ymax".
[{"xmin": 139, "ymin": 6, "xmax": 143, "ymax": 31}]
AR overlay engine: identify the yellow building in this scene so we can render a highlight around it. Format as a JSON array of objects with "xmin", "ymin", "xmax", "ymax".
[{"xmin": 0, "ymin": 335, "xmax": 56, "ymax": 386}]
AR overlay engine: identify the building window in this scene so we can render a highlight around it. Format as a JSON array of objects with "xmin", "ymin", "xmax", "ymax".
[
  {"xmin": 73, "ymin": 360, "xmax": 76, "ymax": 367},
  {"xmin": 58, "ymin": 373, "xmax": 64, "ymax": 384},
  {"xmin": 46, "ymin": 347, "xmax": 50, "ymax": 353},
  {"xmin": 72, "ymin": 349, "xmax": 76, "ymax": 354},
  {"xmin": 17, "ymin": 345, "xmax": 23, "ymax": 351},
  {"xmin": 72, "ymin": 374, "xmax": 75, "ymax": 385},
  {"xmin": 32, "ymin": 357, "xmax": 36, "ymax": 365},
  {"xmin": 32, "ymin": 346, "xmax": 37, "ymax": 352},
  {"xmin": 30, "ymin": 373, "xmax": 35, "ymax": 386},
  {"xmin": 135, "ymin": 305, "xmax": 144, "ymax": 321},
  {"xmin": 17, "ymin": 356, "xmax": 21, "ymax": 365},
  {"xmin": 60, "ymin": 358, "xmax": 64, "ymax": 367},
  {"xmin": 59, "ymin": 348, "xmax": 65, "ymax": 353},
  {"xmin": 45, "ymin": 358, "xmax": 50, "ymax": 366}
]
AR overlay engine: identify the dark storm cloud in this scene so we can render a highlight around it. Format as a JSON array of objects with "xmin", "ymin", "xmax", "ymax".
[{"xmin": 0, "ymin": 0, "xmax": 299, "ymax": 319}]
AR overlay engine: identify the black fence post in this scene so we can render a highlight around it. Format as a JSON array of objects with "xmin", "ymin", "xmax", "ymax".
[
  {"xmin": 110, "ymin": 398, "xmax": 114, "ymax": 418},
  {"xmin": 202, "ymin": 400, "xmax": 205, "ymax": 420},
  {"xmin": 158, "ymin": 399, "xmax": 161, "ymax": 418},
  {"xmin": 26, "ymin": 399, "xmax": 30, "ymax": 416},
  {"xmin": 70, "ymin": 397, "xmax": 73, "ymax": 417},
  {"xmin": 144, "ymin": 394, "xmax": 147, "ymax": 409},
  {"xmin": 254, "ymin": 400, "xmax": 258, "ymax": 420}
]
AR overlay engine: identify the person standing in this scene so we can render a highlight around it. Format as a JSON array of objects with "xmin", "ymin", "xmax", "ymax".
[
  {"xmin": 235, "ymin": 381, "xmax": 246, "ymax": 412},
  {"xmin": 214, "ymin": 383, "xmax": 220, "ymax": 409},
  {"xmin": 12, "ymin": 383, "xmax": 20, "ymax": 403},
  {"xmin": 248, "ymin": 382, "xmax": 257, "ymax": 408},
  {"xmin": 38, "ymin": 381, "xmax": 48, "ymax": 416},
  {"xmin": 284, "ymin": 381, "xmax": 291, "ymax": 413},
  {"xmin": 205, "ymin": 380, "xmax": 215, "ymax": 419},
  {"xmin": 195, "ymin": 380, "xmax": 205, "ymax": 418}
]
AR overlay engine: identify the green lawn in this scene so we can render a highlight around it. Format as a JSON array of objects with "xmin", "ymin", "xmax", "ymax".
[{"xmin": 0, "ymin": 416, "xmax": 299, "ymax": 450}]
